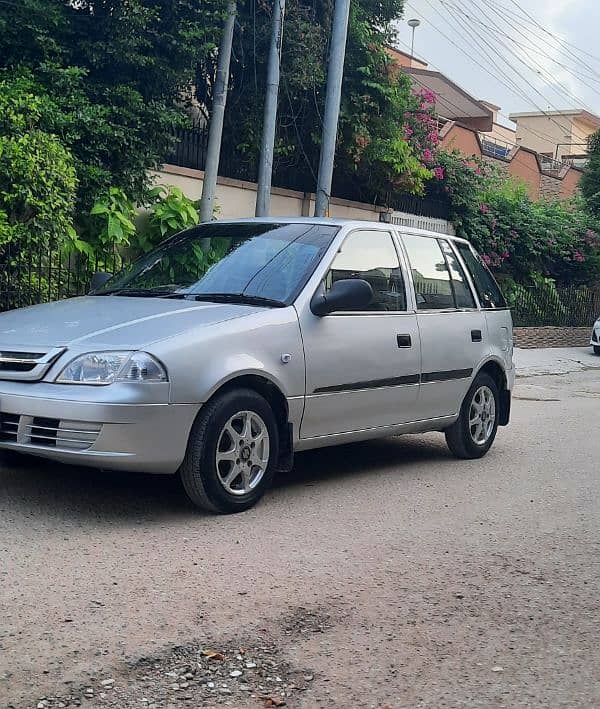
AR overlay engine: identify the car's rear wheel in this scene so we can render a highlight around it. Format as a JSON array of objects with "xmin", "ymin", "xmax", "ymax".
[
  {"xmin": 445, "ymin": 372, "xmax": 499, "ymax": 459},
  {"xmin": 179, "ymin": 388, "xmax": 279, "ymax": 514},
  {"xmin": 594, "ymin": 345, "xmax": 600, "ymax": 355}
]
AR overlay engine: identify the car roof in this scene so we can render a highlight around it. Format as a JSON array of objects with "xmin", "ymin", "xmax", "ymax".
[{"xmin": 207, "ymin": 217, "xmax": 465, "ymax": 242}]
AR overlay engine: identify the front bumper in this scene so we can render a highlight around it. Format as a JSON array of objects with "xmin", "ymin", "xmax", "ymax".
[
  {"xmin": 590, "ymin": 324, "xmax": 600, "ymax": 346},
  {"xmin": 0, "ymin": 381, "xmax": 199, "ymax": 473}
]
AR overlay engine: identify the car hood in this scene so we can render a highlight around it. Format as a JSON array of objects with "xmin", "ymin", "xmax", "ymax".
[{"xmin": 0, "ymin": 296, "xmax": 263, "ymax": 349}]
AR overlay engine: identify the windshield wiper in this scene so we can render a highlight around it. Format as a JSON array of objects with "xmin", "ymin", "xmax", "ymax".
[
  {"xmin": 190, "ymin": 293, "xmax": 286, "ymax": 308},
  {"xmin": 93, "ymin": 287, "xmax": 188, "ymax": 299}
]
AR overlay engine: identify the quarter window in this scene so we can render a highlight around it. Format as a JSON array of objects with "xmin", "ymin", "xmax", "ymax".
[
  {"xmin": 455, "ymin": 242, "xmax": 507, "ymax": 309},
  {"xmin": 325, "ymin": 230, "xmax": 406, "ymax": 311}
]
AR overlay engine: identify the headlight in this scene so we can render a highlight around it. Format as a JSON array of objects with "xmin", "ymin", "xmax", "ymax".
[{"xmin": 56, "ymin": 351, "xmax": 168, "ymax": 385}]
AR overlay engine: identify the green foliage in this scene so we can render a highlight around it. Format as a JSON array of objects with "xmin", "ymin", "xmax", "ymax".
[
  {"xmin": 581, "ymin": 130, "xmax": 600, "ymax": 219},
  {"xmin": 431, "ymin": 150, "xmax": 600, "ymax": 286},
  {"xmin": 0, "ymin": 0, "xmax": 225, "ymax": 214},
  {"xmin": 213, "ymin": 0, "xmax": 433, "ymax": 200},
  {"xmin": 89, "ymin": 187, "xmax": 137, "ymax": 259},
  {"xmin": 145, "ymin": 186, "xmax": 200, "ymax": 249},
  {"xmin": 0, "ymin": 73, "xmax": 79, "ymax": 305}
]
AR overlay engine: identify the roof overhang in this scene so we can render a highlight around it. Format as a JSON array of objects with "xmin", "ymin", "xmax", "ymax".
[{"xmin": 404, "ymin": 67, "xmax": 493, "ymax": 132}]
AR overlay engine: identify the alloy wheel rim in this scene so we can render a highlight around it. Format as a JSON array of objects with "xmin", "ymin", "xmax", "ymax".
[
  {"xmin": 215, "ymin": 411, "xmax": 270, "ymax": 496},
  {"xmin": 469, "ymin": 385, "xmax": 496, "ymax": 445}
]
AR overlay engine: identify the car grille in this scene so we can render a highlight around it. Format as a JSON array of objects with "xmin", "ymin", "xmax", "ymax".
[
  {"xmin": 0, "ymin": 413, "xmax": 102, "ymax": 451},
  {"xmin": 0, "ymin": 348, "xmax": 65, "ymax": 381},
  {"xmin": 0, "ymin": 413, "xmax": 20, "ymax": 442}
]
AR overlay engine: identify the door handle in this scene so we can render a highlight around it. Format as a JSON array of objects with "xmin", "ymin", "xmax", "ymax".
[
  {"xmin": 397, "ymin": 334, "xmax": 412, "ymax": 348},
  {"xmin": 471, "ymin": 329, "xmax": 483, "ymax": 342}
]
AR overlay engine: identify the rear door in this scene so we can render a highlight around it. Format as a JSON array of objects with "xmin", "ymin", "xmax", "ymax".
[
  {"xmin": 401, "ymin": 233, "xmax": 490, "ymax": 420},
  {"xmin": 299, "ymin": 228, "xmax": 421, "ymax": 439},
  {"xmin": 453, "ymin": 240, "xmax": 514, "ymax": 374}
]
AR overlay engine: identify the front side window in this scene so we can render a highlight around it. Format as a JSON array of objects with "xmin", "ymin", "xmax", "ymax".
[
  {"xmin": 92, "ymin": 222, "xmax": 339, "ymax": 306},
  {"xmin": 403, "ymin": 235, "xmax": 455, "ymax": 310},
  {"xmin": 325, "ymin": 230, "xmax": 406, "ymax": 311},
  {"xmin": 455, "ymin": 241, "xmax": 507, "ymax": 309}
]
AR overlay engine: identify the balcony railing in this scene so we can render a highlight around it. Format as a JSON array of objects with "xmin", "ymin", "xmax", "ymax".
[{"xmin": 480, "ymin": 135, "xmax": 516, "ymax": 161}]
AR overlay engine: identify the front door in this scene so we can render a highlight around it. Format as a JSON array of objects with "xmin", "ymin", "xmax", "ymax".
[
  {"xmin": 299, "ymin": 229, "xmax": 421, "ymax": 439},
  {"xmin": 401, "ymin": 234, "xmax": 490, "ymax": 420}
]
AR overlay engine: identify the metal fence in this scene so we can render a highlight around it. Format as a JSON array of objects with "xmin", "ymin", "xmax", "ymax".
[
  {"xmin": 508, "ymin": 285, "xmax": 600, "ymax": 328},
  {"xmin": 0, "ymin": 240, "xmax": 125, "ymax": 312},
  {"xmin": 167, "ymin": 127, "xmax": 451, "ymax": 219}
]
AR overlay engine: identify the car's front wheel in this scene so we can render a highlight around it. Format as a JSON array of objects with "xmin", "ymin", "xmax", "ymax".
[
  {"xmin": 593, "ymin": 345, "xmax": 600, "ymax": 356},
  {"xmin": 179, "ymin": 388, "xmax": 279, "ymax": 514},
  {"xmin": 445, "ymin": 372, "xmax": 499, "ymax": 459}
]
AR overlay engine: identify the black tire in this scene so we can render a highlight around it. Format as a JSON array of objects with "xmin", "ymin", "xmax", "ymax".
[
  {"xmin": 445, "ymin": 372, "xmax": 500, "ymax": 460},
  {"xmin": 179, "ymin": 388, "xmax": 279, "ymax": 514},
  {"xmin": 594, "ymin": 346, "xmax": 600, "ymax": 356}
]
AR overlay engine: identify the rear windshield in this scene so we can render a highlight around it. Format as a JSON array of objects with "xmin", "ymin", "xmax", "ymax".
[{"xmin": 454, "ymin": 242, "xmax": 507, "ymax": 309}]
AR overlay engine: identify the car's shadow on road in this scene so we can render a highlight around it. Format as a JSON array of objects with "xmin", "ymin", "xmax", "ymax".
[{"xmin": 0, "ymin": 435, "xmax": 452, "ymax": 522}]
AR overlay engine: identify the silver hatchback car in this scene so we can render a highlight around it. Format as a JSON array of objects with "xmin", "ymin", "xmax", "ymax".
[{"xmin": 0, "ymin": 219, "xmax": 514, "ymax": 513}]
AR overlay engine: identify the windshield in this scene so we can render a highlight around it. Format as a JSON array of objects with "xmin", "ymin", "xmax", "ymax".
[{"xmin": 93, "ymin": 222, "xmax": 339, "ymax": 305}]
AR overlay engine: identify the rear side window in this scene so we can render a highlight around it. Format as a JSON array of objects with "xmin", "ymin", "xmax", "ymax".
[
  {"xmin": 439, "ymin": 240, "xmax": 476, "ymax": 309},
  {"xmin": 403, "ymin": 235, "xmax": 456, "ymax": 310},
  {"xmin": 455, "ymin": 242, "xmax": 507, "ymax": 309}
]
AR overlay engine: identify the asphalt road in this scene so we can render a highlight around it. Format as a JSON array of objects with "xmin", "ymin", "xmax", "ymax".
[{"xmin": 1, "ymin": 369, "xmax": 600, "ymax": 708}]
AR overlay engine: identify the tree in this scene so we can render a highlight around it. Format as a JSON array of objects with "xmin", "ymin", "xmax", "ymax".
[
  {"xmin": 0, "ymin": 0, "xmax": 225, "ymax": 213},
  {"xmin": 581, "ymin": 130, "xmax": 600, "ymax": 220},
  {"xmin": 0, "ymin": 73, "xmax": 78, "ymax": 305},
  {"xmin": 197, "ymin": 0, "xmax": 433, "ymax": 201}
]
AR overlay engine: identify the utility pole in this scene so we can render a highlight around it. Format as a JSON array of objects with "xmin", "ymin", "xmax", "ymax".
[
  {"xmin": 199, "ymin": 0, "xmax": 237, "ymax": 222},
  {"xmin": 255, "ymin": 0, "xmax": 286, "ymax": 217},
  {"xmin": 314, "ymin": 0, "xmax": 351, "ymax": 217}
]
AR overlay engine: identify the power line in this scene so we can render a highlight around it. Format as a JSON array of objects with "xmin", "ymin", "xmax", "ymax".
[
  {"xmin": 442, "ymin": 0, "xmax": 600, "ymax": 92},
  {"xmin": 451, "ymin": 0, "xmax": 597, "ymax": 140},
  {"xmin": 457, "ymin": 0, "xmax": 594, "ymax": 142},
  {"xmin": 491, "ymin": 0, "xmax": 600, "ymax": 69},
  {"xmin": 411, "ymin": 0, "xmax": 591, "ymax": 144},
  {"xmin": 393, "ymin": 36, "xmax": 575, "ymax": 150}
]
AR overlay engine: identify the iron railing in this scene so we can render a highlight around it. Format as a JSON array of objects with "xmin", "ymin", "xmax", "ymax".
[
  {"xmin": 508, "ymin": 285, "xmax": 600, "ymax": 328},
  {"xmin": 166, "ymin": 127, "xmax": 451, "ymax": 219}
]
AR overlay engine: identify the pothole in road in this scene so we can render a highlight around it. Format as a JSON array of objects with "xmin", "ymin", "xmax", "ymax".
[{"xmin": 30, "ymin": 608, "xmax": 331, "ymax": 709}]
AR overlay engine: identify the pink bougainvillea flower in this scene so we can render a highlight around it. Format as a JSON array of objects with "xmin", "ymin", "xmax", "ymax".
[
  {"xmin": 482, "ymin": 254, "xmax": 492, "ymax": 265},
  {"xmin": 479, "ymin": 203, "xmax": 490, "ymax": 214},
  {"xmin": 422, "ymin": 148, "xmax": 433, "ymax": 163},
  {"xmin": 433, "ymin": 166, "xmax": 445, "ymax": 180},
  {"xmin": 419, "ymin": 88, "xmax": 437, "ymax": 104},
  {"xmin": 573, "ymin": 251, "xmax": 585, "ymax": 262},
  {"xmin": 502, "ymin": 250, "xmax": 510, "ymax": 260}
]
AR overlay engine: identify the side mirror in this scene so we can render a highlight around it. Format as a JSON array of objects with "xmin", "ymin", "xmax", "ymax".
[
  {"xmin": 90, "ymin": 271, "xmax": 113, "ymax": 292},
  {"xmin": 310, "ymin": 278, "xmax": 373, "ymax": 316}
]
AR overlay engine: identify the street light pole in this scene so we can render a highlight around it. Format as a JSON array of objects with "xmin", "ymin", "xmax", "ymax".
[
  {"xmin": 199, "ymin": 0, "xmax": 237, "ymax": 222},
  {"xmin": 255, "ymin": 0, "xmax": 286, "ymax": 217},
  {"xmin": 314, "ymin": 0, "xmax": 351, "ymax": 218},
  {"xmin": 408, "ymin": 18, "xmax": 420, "ymax": 67}
]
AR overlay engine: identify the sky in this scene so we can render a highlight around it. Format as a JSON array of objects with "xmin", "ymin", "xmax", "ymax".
[{"xmin": 393, "ymin": 0, "xmax": 600, "ymax": 129}]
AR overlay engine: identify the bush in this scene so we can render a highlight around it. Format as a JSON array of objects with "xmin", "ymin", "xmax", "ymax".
[
  {"xmin": 431, "ymin": 150, "xmax": 600, "ymax": 286},
  {"xmin": 0, "ymin": 73, "xmax": 78, "ymax": 305}
]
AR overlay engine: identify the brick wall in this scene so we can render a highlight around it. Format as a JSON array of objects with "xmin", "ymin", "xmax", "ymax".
[
  {"xmin": 539, "ymin": 173, "xmax": 563, "ymax": 201},
  {"xmin": 513, "ymin": 326, "xmax": 591, "ymax": 349}
]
